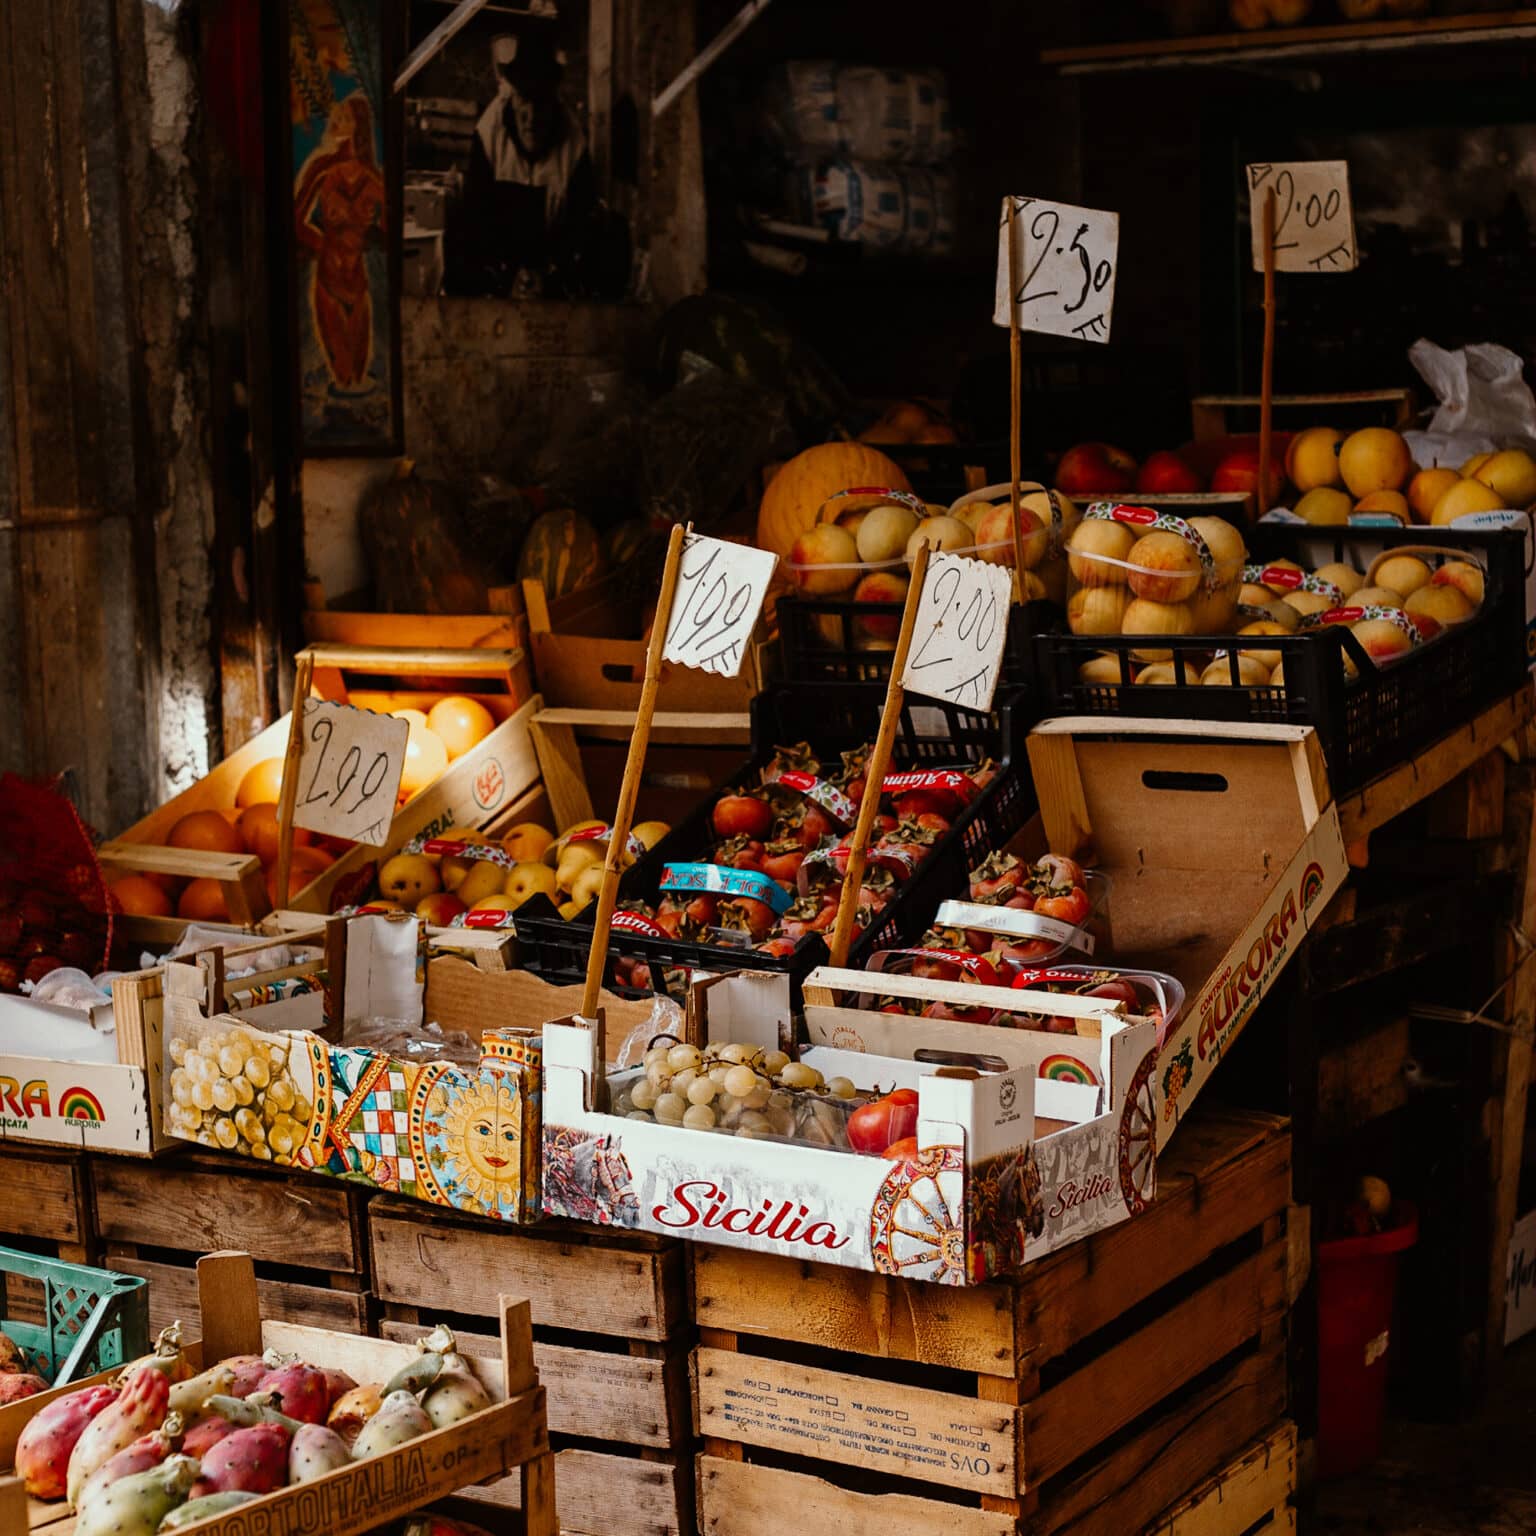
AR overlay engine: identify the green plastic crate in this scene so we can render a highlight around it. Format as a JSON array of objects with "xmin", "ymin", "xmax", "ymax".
[{"xmin": 0, "ymin": 1246, "xmax": 150, "ymax": 1385}]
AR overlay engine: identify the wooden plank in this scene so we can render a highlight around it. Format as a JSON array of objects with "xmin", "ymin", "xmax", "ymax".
[
  {"xmin": 301, "ymin": 641, "xmax": 524, "ymax": 677},
  {"xmin": 1143, "ymin": 1421, "xmax": 1296, "ymax": 1536},
  {"xmin": 382, "ymin": 1320, "xmax": 686, "ymax": 1447},
  {"xmin": 697, "ymin": 1345, "xmax": 1019, "ymax": 1495},
  {"xmin": 1316, "ymin": 1017, "xmax": 1410, "ymax": 1138},
  {"xmin": 697, "ymin": 1455, "xmax": 1015, "ymax": 1536},
  {"xmin": 1337, "ymin": 688, "xmax": 1534, "ymax": 842},
  {"xmin": 1427, "ymin": 751, "xmax": 1506, "ymax": 841},
  {"xmin": 92, "ymin": 1159, "xmax": 366, "ymax": 1272},
  {"xmin": 0, "ymin": 1148, "xmax": 85, "ymax": 1245},
  {"xmin": 1027, "ymin": 1239, "xmax": 1288, "ymax": 1486},
  {"xmin": 110, "ymin": 1253, "xmax": 367, "ymax": 1338},
  {"xmin": 465, "ymin": 1446, "xmax": 691, "ymax": 1536},
  {"xmin": 1035, "ymin": 1345, "xmax": 1287, "ymax": 1536},
  {"xmin": 369, "ymin": 1205, "xmax": 683, "ymax": 1341}
]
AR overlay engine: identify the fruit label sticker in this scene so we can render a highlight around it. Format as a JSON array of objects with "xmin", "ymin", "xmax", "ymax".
[
  {"xmin": 994, "ymin": 194, "xmax": 1119, "ymax": 343},
  {"xmin": 901, "ymin": 550, "xmax": 1014, "ymax": 711},
  {"xmin": 289, "ymin": 699, "xmax": 408, "ymax": 848},
  {"xmin": 612, "ymin": 909, "xmax": 667, "ymax": 938},
  {"xmin": 764, "ymin": 769, "xmax": 857, "ymax": 826},
  {"xmin": 1247, "ymin": 160, "xmax": 1356, "ymax": 273},
  {"xmin": 661, "ymin": 532, "xmax": 778, "ymax": 677},
  {"xmin": 936, "ymin": 898, "xmax": 1097, "ymax": 956},
  {"xmin": 661, "ymin": 862, "xmax": 793, "ymax": 914}
]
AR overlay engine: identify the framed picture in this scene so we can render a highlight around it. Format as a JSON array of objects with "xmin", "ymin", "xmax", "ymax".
[
  {"xmin": 287, "ymin": 0, "xmax": 403, "ymax": 455},
  {"xmin": 402, "ymin": 0, "xmax": 632, "ymax": 302}
]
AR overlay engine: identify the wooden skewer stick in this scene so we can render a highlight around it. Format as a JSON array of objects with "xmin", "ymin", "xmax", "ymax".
[
  {"xmin": 274, "ymin": 652, "xmax": 316, "ymax": 915},
  {"xmin": 1005, "ymin": 198, "xmax": 1029, "ymax": 593},
  {"xmin": 581, "ymin": 523, "xmax": 688, "ymax": 1019},
  {"xmin": 1256, "ymin": 187, "xmax": 1277, "ymax": 530},
  {"xmin": 827, "ymin": 539, "xmax": 933, "ymax": 970}
]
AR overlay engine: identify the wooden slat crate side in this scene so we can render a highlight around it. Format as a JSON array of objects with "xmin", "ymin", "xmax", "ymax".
[
  {"xmin": 465, "ymin": 1446, "xmax": 693, "ymax": 1536},
  {"xmin": 1037, "ymin": 1346, "xmax": 1288, "ymax": 1536},
  {"xmin": 369, "ymin": 1206, "xmax": 684, "ymax": 1342},
  {"xmin": 697, "ymin": 1456, "xmax": 1016, "ymax": 1536},
  {"xmin": 692, "ymin": 1248, "xmax": 1016, "ymax": 1376},
  {"xmin": 382, "ymin": 1320, "xmax": 688, "ymax": 1449},
  {"xmin": 110, "ymin": 1254, "xmax": 368, "ymax": 1337},
  {"xmin": 1142, "ymin": 1421, "xmax": 1296, "ymax": 1536},
  {"xmin": 1027, "ymin": 1236, "xmax": 1288, "ymax": 1486},
  {"xmin": 0, "ymin": 1147, "xmax": 87, "ymax": 1248},
  {"xmin": 90, "ymin": 1157, "xmax": 366, "ymax": 1273}
]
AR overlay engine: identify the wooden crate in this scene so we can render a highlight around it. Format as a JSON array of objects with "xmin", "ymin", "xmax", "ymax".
[
  {"xmin": 371, "ymin": 1197, "xmax": 694, "ymax": 1536},
  {"xmin": 0, "ymin": 1145, "xmax": 92, "ymax": 1263},
  {"xmin": 693, "ymin": 1107, "xmax": 1293, "ymax": 1535},
  {"xmin": 1189, "ymin": 389, "xmax": 1414, "ymax": 441},
  {"xmin": 90, "ymin": 1152, "xmax": 371, "ymax": 1335},
  {"xmin": 1142, "ymin": 1422, "xmax": 1296, "ymax": 1536}
]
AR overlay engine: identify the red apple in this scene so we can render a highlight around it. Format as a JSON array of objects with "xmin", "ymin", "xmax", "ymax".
[
  {"xmin": 1211, "ymin": 447, "xmax": 1281, "ymax": 508},
  {"xmin": 415, "ymin": 892, "xmax": 468, "ymax": 926},
  {"xmin": 1056, "ymin": 442, "xmax": 1137, "ymax": 497},
  {"xmin": 1136, "ymin": 450, "xmax": 1203, "ymax": 494}
]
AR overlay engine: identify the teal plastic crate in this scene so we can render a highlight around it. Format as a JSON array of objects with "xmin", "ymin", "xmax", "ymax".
[{"xmin": 0, "ymin": 1246, "xmax": 150, "ymax": 1385}]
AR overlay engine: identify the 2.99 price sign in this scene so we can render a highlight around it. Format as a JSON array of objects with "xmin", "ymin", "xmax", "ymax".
[
  {"xmin": 290, "ymin": 699, "xmax": 409, "ymax": 848},
  {"xmin": 993, "ymin": 194, "xmax": 1119, "ymax": 344},
  {"xmin": 661, "ymin": 532, "xmax": 777, "ymax": 678},
  {"xmin": 900, "ymin": 551, "xmax": 1014, "ymax": 713}
]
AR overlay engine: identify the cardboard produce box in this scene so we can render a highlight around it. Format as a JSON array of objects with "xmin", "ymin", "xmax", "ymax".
[{"xmin": 1026, "ymin": 717, "xmax": 1348, "ymax": 1150}]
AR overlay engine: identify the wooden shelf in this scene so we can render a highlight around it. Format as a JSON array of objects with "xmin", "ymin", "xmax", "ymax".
[{"xmin": 1042, "ymin": 8, "xmax": 1536, "ymax": 73}]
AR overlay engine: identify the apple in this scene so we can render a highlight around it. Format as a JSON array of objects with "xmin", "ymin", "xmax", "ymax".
[
  {"xmin": 1067, "ymin": 518, "xmax": 1136, "ymax": 587},
  {"xmin": 569, "ymin": 864, "xmax": 606, "ymax": 912},
  {"xmin": 1352, "ymin": 617, "xmax": 1416, "ymax": 663},
  {"xmin": 905, "ymin": 515, "xmax": 971, "ymax": 561},
  {"xmin": 504, "ymin": 860, "xmax": 559, "ymax": 910},
  {"xmin": 1136, "ymin": 450, "xmax": 1202, "ymax": 494},
  {"xmin": 973, "ymin": 502, "xmax": 1045, "ymax": 568},
  {"xmin": 789, "ymin": 524, "xmax": 859, "ymax": 595},
  {"xmin": 1405, "ymin": 584, "xmax": 1474, "ymax": 629},
  {"xmin": 855, "ymin": 504, "xmax": 920, "ymax": 565},
  {"xmin": 1127, "ymin": 532, "xmax": 1202, "ymax": 604},
  {"xmin": 377, "ymin": 853, "xmax": 441, "ymax": 907},
  {"xmin": 632, "ymin": 820, "xmax": 671, "ymax": 850},
  {"xmin": 1211, "ymin": 447, "xmax": 1280, "ymax": 508},
  {"xmin": 1433, "ymin": 560, "xmax": 1485, "ymax": 608},
  {"xmin": 1373, "ymin": 555, "xmax": 1432, "ymax": 599},
  {"xmin": 1056, "ymin": 442, "xmax": 1137, "ymax": 497},
  {"xmin": 416, "ymin": 892, "xmax": 467, "ymax": 925},
  {"xmin": 853, "ymin": 571, "xmax": 909, "ymax": 641}
]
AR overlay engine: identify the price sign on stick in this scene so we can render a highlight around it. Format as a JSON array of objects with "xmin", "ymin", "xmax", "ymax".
[
  {"xmin": 1248, "ymin": 161, "xmax": 1356, "ymax": 273},
  {"xmin": 900, "ymin": 551, "xmax": 1014, "ymax": 713},
  {"xmin": 993, "ymin": 195, "xmax": 1119, "ymax": 343},
  {"xmin": 661, "ymin": 532, "xmax": 777, "ymax": 677},
  {"xmin": 288, "ymin": 699, "xmax": 408, "ymax": 848}
]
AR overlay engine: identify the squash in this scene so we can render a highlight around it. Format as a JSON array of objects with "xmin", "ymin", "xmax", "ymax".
[
  {"xmin": 756, "ymin": 443, "xmax": 911, "ymax": 561},
  {"xmin": 517, "ymin": 509, "xmax": 606, "ymax": 599}
]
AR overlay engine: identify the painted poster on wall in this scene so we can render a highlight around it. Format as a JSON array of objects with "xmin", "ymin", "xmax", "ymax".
[
  {"xmin": 402, "ymin": 0, "xmax": 631, "ymax": 302},
  {"xmin": 289, "ymin": 0, "xmax": 402, "ymax": 454}
]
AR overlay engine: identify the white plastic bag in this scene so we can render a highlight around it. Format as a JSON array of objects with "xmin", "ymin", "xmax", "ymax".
[{"xmin": 1407, "ymin": 338, "xmax": 1536, "ymax": 466}]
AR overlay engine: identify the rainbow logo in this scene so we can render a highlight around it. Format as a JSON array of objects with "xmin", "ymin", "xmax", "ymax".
[
  {"xmin": 1038, "ymin": 1055, "xmax": 1098, "ymax": 1086},
  {"xmin": 59, "ymin": 1088, "xmax": 105, "ymax": 1124},
  {"xmin": 1299, "ymin": 862, "xmax": 1326, "ymax": 912}
]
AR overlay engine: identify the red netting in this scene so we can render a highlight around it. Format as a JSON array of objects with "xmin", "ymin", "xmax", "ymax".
[{"xmin": 0, "ymin": 774, "xmax": 113, "ymax": 991}]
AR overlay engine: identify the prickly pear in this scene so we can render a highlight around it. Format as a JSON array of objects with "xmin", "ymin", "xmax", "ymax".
[
  {"xmin": 320, "ymin": 1367, "xmax": 357, "ymax": 1407},
  {"xmin": 168, "ymin": 1363, "xmax": 235, "ymax": 1421},
  {"xmin": 326, "ymin": 1382, "xmax": 384, "ymax": 1448},
  {"xmin": 67, "ymin": 1364, "xmax": 172, "ymax": 1507},
  {"xmin": 383, "ymin": 1351, "xmax": 443, "ymax": 1398},
  {"xmin": 402, "ymin": 1518, "xmax": 497, "ymax": 1536},
  {"xmin": 181, "ymin": 1415, "xmax": 235, "ymax": 1459},
  {"xmin": 288, "ymin": 1421, "xmax": 353, "ymax": 1483},
  {"xmin": 255, "ymin": 1360, "xmax": 331, "ymax": 1424},
  {"xmin": 0, "ymin": 1371, "xmax": 49, "ymax": 1403},
  {"xmin": 123, "ymin": 1323, "xmax": 192, "ymax": 1384},
  {"xmin": 350, "ymin": 1388, "xmax": 432, "ymax": 1459},
  {"xmin": 76, "ymin": 1416, "xmax": 184, "ymax": 1511},
  {"xmin": 0, "ymin": 1325, "xmax": 25, "ymax": 1373},
  {"xmin": 156, "ymin": 1490, "xmax": 260, "ymax": 1528},
  {"xmin": 15, "ymin": 1382, "xmax": 121, "ymax": 1499},
  {"xmin": 189, "ymin": 1421, "xmax": 291, "ymax": 1498},
  {"xmin": 422, "ymin": 1366, "xmax": 492, "ymax": 1428},
  {"xmin": 74, "ymin": 1454, "xmax": 199, "ymax": 1536},
  {"xmin": 217, "ymin": 1353, "xmax": 273, "ymax": 1398}
]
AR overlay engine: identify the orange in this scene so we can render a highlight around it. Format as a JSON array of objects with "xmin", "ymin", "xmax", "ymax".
[
  {"xmin": 396, "ymin": 718, "xmax": 449, "ymax": 798},
  {"xmin": 178, "ymin": 878, "xmax": 230, "ymax": 922},
  {"xmin": 169, "ymin": 810, "xmax": 244, "ymax": 855},
  {"xmin": 426, "ymin": 696, "xmax": 496, "ymax": 760},
  {"xmin": 110, "ymin": 874, "xmax": 172, "ymax": 918},
  {"xmin": 264, "ymin": 845, "xmax": 335, "ymax": 906},
  {"xmin": 236, "ymin": 802, "xmax": 312, "ymax": 867},
  {"xmin": 236, "ymin": 758, "xmax": 286, "ymax": 809}
]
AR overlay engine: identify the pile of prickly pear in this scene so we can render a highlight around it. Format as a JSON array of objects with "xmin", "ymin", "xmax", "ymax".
[
  {"xmin": 10, "ymin": 1321, "xmax": 494, "ymax": 1533},
  {"xmin": 0, "ymin": 1322, "xmax": 48, "ymax": 1403}
]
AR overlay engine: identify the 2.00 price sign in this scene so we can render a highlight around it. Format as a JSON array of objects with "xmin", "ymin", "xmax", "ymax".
[
  {"xmin": 993, "ymin": 194, "xmax": 1119, "ymax": 344},
  {"xmin": 1248, "ymin": 160, "xmax": 1356, "ymax": 273},
  {"xmin": 290, "ymin": 699, "xmax": 409, "ymax": 848},
  {"xmin": 900, "ymin": 551, "xmax": 1014, "ymax": 713},
  {"xmin": 661, "ymin": 532, "xmax": 777, "ymax": 678}
]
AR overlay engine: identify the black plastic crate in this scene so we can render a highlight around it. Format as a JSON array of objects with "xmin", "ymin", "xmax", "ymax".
[
  {"xmin": 1027, "ymin": 523, "xmax": 1529, "ymax": 793},
  {"xmin": 513, "ymin": 682, "xmax": 1038, "ymax": 992}
]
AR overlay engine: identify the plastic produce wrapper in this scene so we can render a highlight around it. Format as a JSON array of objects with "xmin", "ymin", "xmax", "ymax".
[{"xmin": 1407, "ymin": 338, "xmax": 1536, "ymax": 466}]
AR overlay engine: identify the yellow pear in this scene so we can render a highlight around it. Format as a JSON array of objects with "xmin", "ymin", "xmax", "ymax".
[
  {"xmin": 1473, "ymin": 449, "xmax": 1536, "ymax": 508},
  {"xmin": 1285, "ymin": 427, "xmax": 1343, "ymax": 492},
  {"xmin": 1431, "ymin": 477, "xmax": 1505, "ymax": 526},
  {"xmin": 1338, "ymin": 428, "xmax": 1412, "ymax": 497},
  {"xmin": 1293, "ymin": 488, "xmax": 1351, "ymax": 526},
  {"xmin": 456, "ymin": 858, "xmax": 512, "ymax": 908},
  {"xmin": 503, "ymin": 861, "xmax": 559, "ymax": 909},
  {"xmin": 377, "ymin": 853, "xmax": 440, "ymax": 907}
]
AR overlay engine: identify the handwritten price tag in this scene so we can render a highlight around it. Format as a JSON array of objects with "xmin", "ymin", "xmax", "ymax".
[
  {"xmin": 661, "ymin": 532, "xmax": 777, "ymax": 677},
  {"xmin": 1248, "ymin": 161, "xmax": 1356, "ymax": 273},
  {"xmin": 993, "ymin": 195, "xmax": 1118, "ymax": 344},
  {"xmin": 900, "ymin": 551, "xmax": 1013, "ymax": 712},
  {"xmin": 289, "ymin": 699, "xmax": 408, "ymax": 848}
]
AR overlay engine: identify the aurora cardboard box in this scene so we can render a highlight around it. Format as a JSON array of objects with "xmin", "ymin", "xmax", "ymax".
[
  {"xmin": 540, "ymin": 968, "xmax": 1154, "ymax": 1284},
  {"xmin": 1026, "ymin": 717, "xmax": 1348, "ymax": 1151}
]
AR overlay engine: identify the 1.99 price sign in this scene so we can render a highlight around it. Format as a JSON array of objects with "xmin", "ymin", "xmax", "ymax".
[
  {"xmin": 290, "ymin": 699, "xmax": 408, "ymax": 848},
  {"xmin": 661, "ymin": 533, "xmax": 777, "ymax": 678}
]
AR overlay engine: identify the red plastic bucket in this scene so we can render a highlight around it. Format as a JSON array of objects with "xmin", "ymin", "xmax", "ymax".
[{"xmin": 1316, "ymin": 1203, "xmax": 1418, "ymax": 1478}]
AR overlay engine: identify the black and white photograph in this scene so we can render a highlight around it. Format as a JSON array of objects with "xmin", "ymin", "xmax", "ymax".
[{"xmin": 403, "ymin": 0, "xmax": 631, "ymax": 301}]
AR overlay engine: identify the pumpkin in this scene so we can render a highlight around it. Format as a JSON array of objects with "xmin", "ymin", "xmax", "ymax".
[
  {"xmin": 517, "ymin": 509, "xmax": 606, "ymax": 599},
  {"xmin": 755, "ymin": 443, "xmax": 911, "ymax": 561}
]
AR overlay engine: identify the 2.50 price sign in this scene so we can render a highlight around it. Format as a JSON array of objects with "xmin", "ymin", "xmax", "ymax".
[
  {"xmin": 290, "ymin": 699, "xmax": 408, "ymax": 848},
  {"xmin": 993, "ymin": 194, "xmax": 1119, "ymax": 344}
]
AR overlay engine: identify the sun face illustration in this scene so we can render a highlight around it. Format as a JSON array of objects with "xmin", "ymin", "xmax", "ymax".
[{"xmin": 435, "ymin": 1080, "xmax": 522, "ymax": 1205}]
